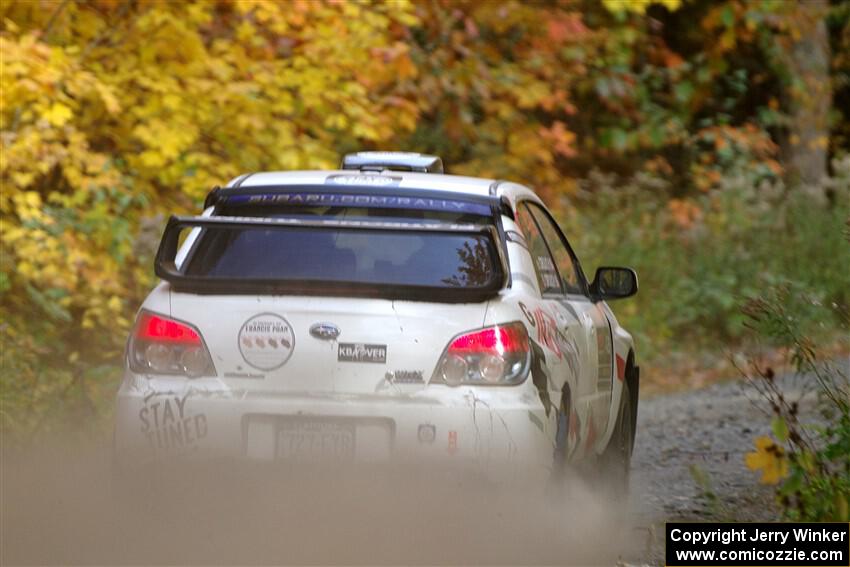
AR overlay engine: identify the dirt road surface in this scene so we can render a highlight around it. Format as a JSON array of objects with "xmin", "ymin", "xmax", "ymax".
[
  {"xmin": 624, "ymin": 361, "xmax": 847, "ymax": 565},
  {"xmin": 3, "ymin": 364, "xmax": 844, "ymax": 565}
]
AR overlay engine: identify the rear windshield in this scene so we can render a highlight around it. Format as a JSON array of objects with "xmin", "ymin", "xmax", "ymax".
[
  {"xmin": 186, "ymin": 227, "xmax": 497, "ymax": 289},
  {"xmin": 181, "ymin": 206, "xmax": 502, "ymax": 292}
]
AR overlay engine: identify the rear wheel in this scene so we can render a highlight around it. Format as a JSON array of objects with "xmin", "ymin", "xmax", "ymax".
[
  {"xmin": 549, "ymin": 388, "xmax": 594, "ymax": 503},
  {"xmin": 552, "ymin": 391, "xmax": 571, "ymax": 480},
  {"xmin": 597, "ymin": 377, "xmax": 634, "ymax": 497}
]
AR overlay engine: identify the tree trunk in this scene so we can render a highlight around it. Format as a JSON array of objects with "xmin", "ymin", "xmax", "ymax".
[{"xmin": 779, "ymin": 0, "xmax": 831, "ymax": 201}]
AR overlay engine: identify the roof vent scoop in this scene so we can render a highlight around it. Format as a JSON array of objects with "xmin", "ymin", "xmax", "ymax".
[{"xmin": 341, "ymin": 151, "xmax": 444, "ymax": 174}]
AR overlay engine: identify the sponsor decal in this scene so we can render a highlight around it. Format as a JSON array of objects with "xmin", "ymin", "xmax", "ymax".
[
  {"xmin": 536, "ymin": 255, "xmax": 556, "ymax": 272},
  {"xmin": 533, "ymin": 307, "xmax": 562, "ymax": 357},
  {"xmin": 519, "ymin": 301, "xmax": 536, "ymax": 327},
  {"xmin": 224, "ymin": 191, "xmax": 492, "ymax": 216},
  {"xmin": 535, "ymin": 255, "xmax": 561, "ymax": 289},
  {"xmin": 616, "ymin": 353, "xmax": 626, "ymax": 382},
  {"xmin": 447, "ymin": 430, "xmax": 458, "ymax": 455},
  {"xmin": 541, "ymin": 272, "xmax": 560, "ymax": 289},
  {"xmin": 389, "ymin": 370, "xmax": 424, "ymax": 383},
  {"xmin": 596, "ymin": 323, "xmax": 614, "ymax": 387},
  {"xmin": 139, "ymin": 393, "xmax": 207, "ymax": 454},
  {"xmin": 520, "ymin": 302, "xmax": 580, "ymax": 374},
  {"xmin": 238, "ymin": 313, "xmax": 295, "ymax": 371},
  {"xmin": 338, "ymin": 342, "xmax": 387, "ymax": 363},
  {"xmin": 223, "ymin": 372, "xmax": 264, "ymax": 379},
  {"xmin": 325, "ymin": 174, "xmax": 402, "ymax": 187},
  {"xmin": 520, "ymin": 301, "xmax": 581, "ymax": 381}
]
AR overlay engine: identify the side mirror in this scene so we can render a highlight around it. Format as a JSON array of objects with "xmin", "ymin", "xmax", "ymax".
[{"xmin": 590, "ymin": 267, "xmax": 638, "ymax": 301}]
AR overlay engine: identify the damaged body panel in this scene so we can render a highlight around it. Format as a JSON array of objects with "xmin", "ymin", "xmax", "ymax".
[{"xmin": 115, "ymin": 373, "xmax": 551, "ymax": 481}]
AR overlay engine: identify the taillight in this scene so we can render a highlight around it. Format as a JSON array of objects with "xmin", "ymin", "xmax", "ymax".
[
  {"xmin": 431, "ymin": 322, "xmax": 531, "ymax": 386},
  {"xmin": 128, "ymin": 310, "xmax": 215, "ymax": 377}
]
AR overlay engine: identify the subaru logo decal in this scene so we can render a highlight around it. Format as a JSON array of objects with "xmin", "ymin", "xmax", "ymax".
[{"xmin": 309, "ymin": 322, "xmax": 340, "ymax": 341}]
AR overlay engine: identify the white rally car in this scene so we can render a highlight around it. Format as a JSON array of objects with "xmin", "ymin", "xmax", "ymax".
[{"xmin": 114, "ymin": 152, "xmax": 639, "ymax": 487}]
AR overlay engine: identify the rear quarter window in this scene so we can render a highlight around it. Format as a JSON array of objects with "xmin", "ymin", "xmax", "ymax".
[{"xmin": 514, "ymin": 205, "xmax": 561, "ymax": 294}]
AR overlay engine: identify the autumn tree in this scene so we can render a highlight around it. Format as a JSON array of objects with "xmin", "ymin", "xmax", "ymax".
[{"xmin": 0, "ymin": 0, "xmax": 422, "ymax": 434}]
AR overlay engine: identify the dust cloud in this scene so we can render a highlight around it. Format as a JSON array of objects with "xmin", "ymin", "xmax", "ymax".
[{"xmin": 2, "ymin": 438, "xmax": 643, "ymax": 565}]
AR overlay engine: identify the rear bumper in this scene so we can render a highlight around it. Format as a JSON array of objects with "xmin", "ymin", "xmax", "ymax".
[{"xmin": 114, "ymin": 371, "xmax": 553, "ymax": 480}]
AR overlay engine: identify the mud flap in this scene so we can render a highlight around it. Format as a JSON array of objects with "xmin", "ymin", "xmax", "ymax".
[{"xmin": 628, "ymin": 365, "xmax": 639, "ymax": 454}]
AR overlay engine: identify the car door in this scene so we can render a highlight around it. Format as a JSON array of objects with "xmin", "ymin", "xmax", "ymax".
[
  {"xmin": 514, "ymin": 202, "xmax": 592, "ymax": 457},
  {"xmin": 523, "ymin": 202, "xmax": 614, "ymax": 455}
]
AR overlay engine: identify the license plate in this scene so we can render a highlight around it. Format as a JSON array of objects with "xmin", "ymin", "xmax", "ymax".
[{"xmin": 276, "ymin": 421, "xmax": 355, "ymax": 462}]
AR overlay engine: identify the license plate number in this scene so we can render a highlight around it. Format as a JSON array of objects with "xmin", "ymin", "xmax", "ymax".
[{"xmin": 276, "ymin": 421, "xmax": 355, "ymax": 462}]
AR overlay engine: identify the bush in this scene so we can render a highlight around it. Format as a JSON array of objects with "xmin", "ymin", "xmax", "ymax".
[{"xmin": 739, "ymin": 284, "xmax": 850, "ymax": 521}]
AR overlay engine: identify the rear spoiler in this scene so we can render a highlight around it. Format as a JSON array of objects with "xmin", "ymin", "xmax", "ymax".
[{"xmin": 154, "ymin": 215, "xmax": 509, "ymax": 302}]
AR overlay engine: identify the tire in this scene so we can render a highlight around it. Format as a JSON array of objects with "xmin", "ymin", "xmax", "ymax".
[
  {"xmin": 552, "ymin": 390, "xmax": 571, "ymax": 481},
  {"xmin": 597, "ymin": 377, "xmax": 634, "ymax": 497}
]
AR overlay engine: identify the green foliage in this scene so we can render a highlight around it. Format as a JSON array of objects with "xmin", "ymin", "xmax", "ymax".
[
  {"xmin": 563, "ymin": 156, "xmax": 850, "ymax": 360},
  {"xmin": 740, "ymin": 284, "xmax": 850, "ymax": 521}
]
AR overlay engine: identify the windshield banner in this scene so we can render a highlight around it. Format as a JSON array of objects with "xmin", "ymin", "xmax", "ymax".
[{"xmin": 223, "ymin": 191, "xmax": 493, "ymax": 216}]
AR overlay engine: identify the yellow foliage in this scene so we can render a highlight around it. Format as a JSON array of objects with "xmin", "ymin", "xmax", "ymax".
[
  {"xmin": 44, "ymin": 102, "xmax": 73, "ymax": 126},
  {"xmin": 746, "ymin": 436, "xmax": 789, "ymax": 485},
  {"xmin": 602, "ymin": 0, "xmax": 682, "ymax": 14},
  {"xmin": 0, "ymin": 0, "xmax": 421, "ymax": 368}
]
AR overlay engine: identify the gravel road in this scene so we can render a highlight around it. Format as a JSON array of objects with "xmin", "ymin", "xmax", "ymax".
[
  {"xmin": 4, "ymin": 362, "xmax": 846, "ymax": 565},
  {"xmin": 623, "ymin": 360, "xmax": 848, "ymax": 565}
]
